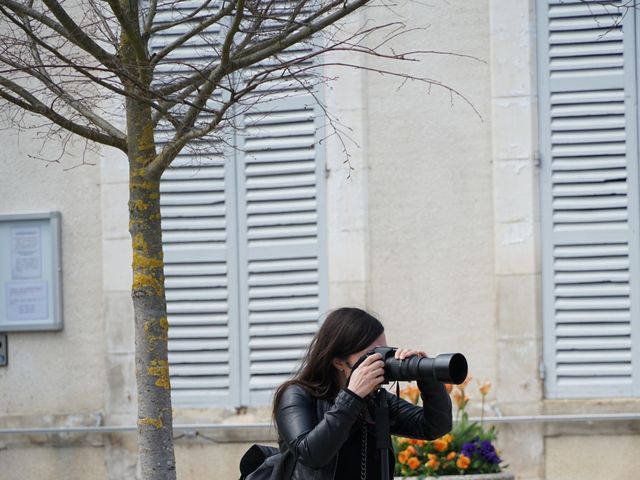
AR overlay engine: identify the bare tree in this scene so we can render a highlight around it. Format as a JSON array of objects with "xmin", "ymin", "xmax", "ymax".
[{"xmin": 0, "ymin": 1, "xmax": 478, "ymax": 479}]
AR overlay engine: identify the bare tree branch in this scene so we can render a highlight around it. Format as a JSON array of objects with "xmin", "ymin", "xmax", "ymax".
[
  {"xmin": 2, "ymin": 3, "xmax": 126, "ymax": 141},
  {"xmin": 0, "ymin": 75, "xmax": 127, "ymax": 151},
  {"xmin": 0, "ymin": 51, "xmax": 126, "ymax": 141},
  {"xmin": 149, "ymin": 2, "xmax": 236, "ymax": 67},
  {"xmin": 235, "ymin": 0, "xmax": 346, "ymax": 60},
  {"xmin": 152, "ymin": 0, "xmax": 369, "ymax": 99},
  {"xmin": 155, "ymin": 2, "xmax": 251, "ymax": 152},
  {"xmin": 105, "ymin": 0, "xmax": 147, "ymax": 62},
  {"xmin": 234, "ymin": 0, "xmax": 370, "ymax": 68},
  {"xmin": 87, "ymin": 0, "xmax": 119, "ymax": 46},
  {"xmin": 142, "ymin": 0, "xmax": 158, "ymax": 35},
  {"xmin": 222, "ymin": 0, "xmax": 245, "ymax": 64},
  {"xmin": 147, "ymin": 79, "xmax": 259, "ymax": 178},
  {"xmin": 146, "ymin": 0, "xmax": 217, "ymax": 35},
  {"xmin": 0, "ymin": 0, "xmax": 104, "ymax": 60},
  {"xmin": 39, "ymin": 0, "xmax": 119, "ymax": 69}
]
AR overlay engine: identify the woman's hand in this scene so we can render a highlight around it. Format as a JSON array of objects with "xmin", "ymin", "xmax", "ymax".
[
  {"xmin": 394, "ymin": 348, "xmax": 427, "ymax": 360},
  {"xmin": 347, "ymin": 353, "xmax": 385, "ymax": 398}
]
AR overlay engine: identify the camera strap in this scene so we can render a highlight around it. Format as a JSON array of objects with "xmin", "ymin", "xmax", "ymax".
[
  {"xmin": 359, "ymin": 414, "xmax": 367, "ymax": 480},
  {"xmin": 374, "ymin": 389, "xmax": 392, "ymax": 480}
]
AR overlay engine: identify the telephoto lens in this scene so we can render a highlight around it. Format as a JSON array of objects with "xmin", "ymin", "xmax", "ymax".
[{"xmin": 379, "ymin": 349, "xmax": 468, "ymax": 384}]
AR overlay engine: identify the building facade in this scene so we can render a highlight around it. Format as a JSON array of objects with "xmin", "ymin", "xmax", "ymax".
[{"xmin": 1, "ymin": 1, "xmax": 639, "ymax": 479}]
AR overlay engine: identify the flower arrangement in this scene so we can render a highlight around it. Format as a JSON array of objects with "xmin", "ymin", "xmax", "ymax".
[{"xmin": 393, "ymin": 377, "xmax": 506, "ymax": 478}]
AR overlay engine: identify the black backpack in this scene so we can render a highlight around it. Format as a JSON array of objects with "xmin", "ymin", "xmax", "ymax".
[{"xmin": 239, "ymin": 444, "xmax": 282, "ymax": 480}]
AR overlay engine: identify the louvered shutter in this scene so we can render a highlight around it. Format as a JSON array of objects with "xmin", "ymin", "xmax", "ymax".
[
  {"xmin": 151, "ymin": 2, "xmax": 327, "ymax": 407},
  {"xmin": 537, "ymin": 0, "xmax": 640, "ymax": 397},
  {"xmin": 160, "ymin": 155, "xmax": 241, "ymax": 406},
  {"xmin": 152, "ymin": 2, "xmax": 242, "ymax": 407},
  {"xmin": 234, "ymin": 85, "xmax": 327, "ymax": 406}
]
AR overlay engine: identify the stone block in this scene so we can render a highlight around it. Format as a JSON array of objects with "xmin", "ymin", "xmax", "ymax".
[
  {"xmin": 105, "ymin": 434, "xmax": 139, "ymax": 480},
  {"xmin": 328, "ymin": 281, "xmax": 368, "ymax": 310},
  {"xmin": 327, "ymin": 231, "xmax": 367, "ymax": 283},
  {"xmin": 175, "ymin": 442, "xmax": 255, "ymax": 480},
  {"xmin": 494, "ymin": 220, "xmax": 540, "ymax": 275},
  {"xmin": 104, "ymin": 292, "xmax": 135, "ymax": 354},
  {"xmin": 105, "ymin": 353, "xmax": 136, "ymax": 415},
  {"xmin": 546, "ymin": 435, "xmax": 640, "ymax": 480},
  {"xmin": 325, "ymin": 170, "xmax": 367, "ymax": 232},
  {"xmin": 496, "ymin": 273, "xmax": 540, "ymax": 340},
  {"xmin": 101, "ymin": 182, "xmax": 129, "ymax": 240},
  {"xmin": 496, "ymin": 338, "xmax": 542, "ymax": 403},
  {"xmin": 101, "ymin": 149, "xmax": 129, "ymax": 185},
  {"xmin": 492, "ymin": 97, "xmax": 536, "ymax": 161},
  {"xmin": 0, "ymin": 333, "xmax": 105, "ymax": 414},
  {"xmin": 323, "ymin": 49, "xmax": 366, "ymax": 115},
  {"xmin": 324, "ymin": 111, "xmax": 366, "ymax": 175},
  {"xmin": 493, "ymin": 159, "xmax": 538, "ymax": 223},
  {"xmin": 0, "ymin": 446, "xmax": 107, "ymax": 480},
  {"xmin": 103, "ymin": 238, "xmax": 132, "ymax": 292},
  {"xmin": 490, "ymin": 0, "xmax": 536, "ymax": 99},
  {"xmin": 496, "ymin": 423, "xmax": 544, "ymax": 479}
]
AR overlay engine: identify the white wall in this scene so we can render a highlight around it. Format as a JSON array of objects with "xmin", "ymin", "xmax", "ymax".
[
  {"xmin": 364, "ymin": 0, "xmax": 496, "ymax": 380},
  {"xmin": 0, "ymin": 126, "xmax": 108, "ymax": 478},
  {"xmin": 0, "ymin": 127, "xmax": 106, "ymax": 415}
]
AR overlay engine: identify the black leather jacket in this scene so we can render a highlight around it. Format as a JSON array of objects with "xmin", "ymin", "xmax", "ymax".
[{"xmin": 273, "ymin": 380, "xmax": 452, "ymax": 480}]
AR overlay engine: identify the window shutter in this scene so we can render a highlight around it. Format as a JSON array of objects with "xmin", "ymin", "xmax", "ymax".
[
  {"xmin": 152, "ymin": 3, "xmax": 327, "ymax": 407},
  {"xmin": 537, "ymin": 0, "xmax": 640, "ymax": 397},
  {"xmin": 153, "ymin": 2, "xmax": 242, "ymax": 407},
  {"xmin": 235, "ymin": 90, "xmax": 327, "ymax": 406},
  {"xmin": 160, "ymin": 154, "xmax": 241, "ymax": 406}
]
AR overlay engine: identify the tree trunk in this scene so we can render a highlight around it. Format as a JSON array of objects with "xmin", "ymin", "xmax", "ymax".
[{"xmin": 127, "ymin": 95, "xmax": 177, "ymax": 480}]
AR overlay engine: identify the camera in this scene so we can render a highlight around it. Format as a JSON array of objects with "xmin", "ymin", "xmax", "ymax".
[{"xmin": 353, "ymin": 347, "xmax": 468, "ymax": 385}]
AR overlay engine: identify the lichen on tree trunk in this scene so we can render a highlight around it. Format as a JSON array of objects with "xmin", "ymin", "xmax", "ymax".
[{"xmin": 128, "ymin": 97, "xmax": 176, "ymax": 480}]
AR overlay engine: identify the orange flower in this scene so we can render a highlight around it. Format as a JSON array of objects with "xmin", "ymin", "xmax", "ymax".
[
  {"xmin": 426, "ymin": 454, "xmax": 440, "ymax": 469},
  {"xmin": 400, "ymin": 384, "xmax": 421, "ymax": 405},
  {"xmin": 409, "ymin": 438, "xmax": 426, "ymax": 447},
  {"xmin": 441, "ymin": 434, "xmax": 453, "ymax": 443},
  {"xmin": 432, "ymin": 438, "xmax": 448, "ymax": 452},
  {"xmin": 478, "ymin": 380, "xmax": 491, "ymax": 396},
  {"xmin": 445, "ymin": 383, "xmax": 453, "ymax": 393},
  {"xmin": 456, "ymin": 454, "xmax": 471, "ymax": 469},
  {"xmin": 407, "ymin": 457, "xmax": 420, "ymax": 470},
  {"xmin": 452, "ymin": 390, "xmax": 470, "ymax": 410},
  {"xmin": 398, "ymin": 450, "xmax": 410, "ymax": 464},
  {"xmin": 446, "ymin": 451, "xmax": 457, "ymax": 461},
  {"xmin": 461, "ymin": 374, "xmax": 473, "ymax": 388},
  {"xmin": 405, "ymin": 445, "xmax": 417, "ymax": 456}
]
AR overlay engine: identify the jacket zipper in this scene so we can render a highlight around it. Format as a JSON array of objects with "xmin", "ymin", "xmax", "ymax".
[{"xmin": 329, "ymin": 452, "xmax": 339, "ymax": 480}]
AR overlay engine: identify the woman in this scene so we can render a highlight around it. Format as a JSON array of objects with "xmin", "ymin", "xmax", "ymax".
[{"xmin": 271, "ymin": 307, "xmax": 452, "ymax": 480}]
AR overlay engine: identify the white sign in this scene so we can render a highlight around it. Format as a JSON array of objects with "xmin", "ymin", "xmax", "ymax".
[
  {"xmin": 5, "ymin": 281, "xmax": 49, "ymax": 321},
  {"xmin": 11, "ymin": 226, "xmax": 42, "ymax": 279}
]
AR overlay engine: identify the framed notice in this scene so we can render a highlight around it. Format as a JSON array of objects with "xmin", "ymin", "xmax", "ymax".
[{"xmin": 0, "ymin": 212, "xmax": 62, "ymax": 331}]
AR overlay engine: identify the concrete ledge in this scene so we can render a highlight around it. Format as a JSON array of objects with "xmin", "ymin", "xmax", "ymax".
[{"xmin": 398, "ymin": 474, "xmax": 514, "ymax": 480}]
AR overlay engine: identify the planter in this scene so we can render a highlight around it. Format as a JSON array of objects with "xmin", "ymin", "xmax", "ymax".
[{"xmin": 396, "ymin": 473, "xmax": 515, "ymax": 480}]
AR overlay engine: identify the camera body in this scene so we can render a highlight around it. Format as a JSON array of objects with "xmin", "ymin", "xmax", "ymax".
[{"xmin": 354, "ymin": 347, "xmax": 468, "ymax": 385}]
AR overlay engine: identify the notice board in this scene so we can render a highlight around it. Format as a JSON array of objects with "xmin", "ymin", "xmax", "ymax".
[{"xmin": 0, "ymin": 212, "xmax": 62, "ymax": 331}]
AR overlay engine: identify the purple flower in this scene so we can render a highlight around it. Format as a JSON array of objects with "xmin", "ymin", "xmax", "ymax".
[
  {"xmin": 461, "ymin": 442, "xmax": 477, "ymax": 457},
  {"xmin": 461, "ymin": 439, "xmax": 501, "ymax": 464},
  {"xmin": 478, "ymin": 441, "xmax": 501, "ymax": 464}
]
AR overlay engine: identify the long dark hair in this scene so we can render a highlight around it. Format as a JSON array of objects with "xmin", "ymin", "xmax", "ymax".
[{"xmin": 272, "ymin": 307, "xmax": 384, "ymax": 416}]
